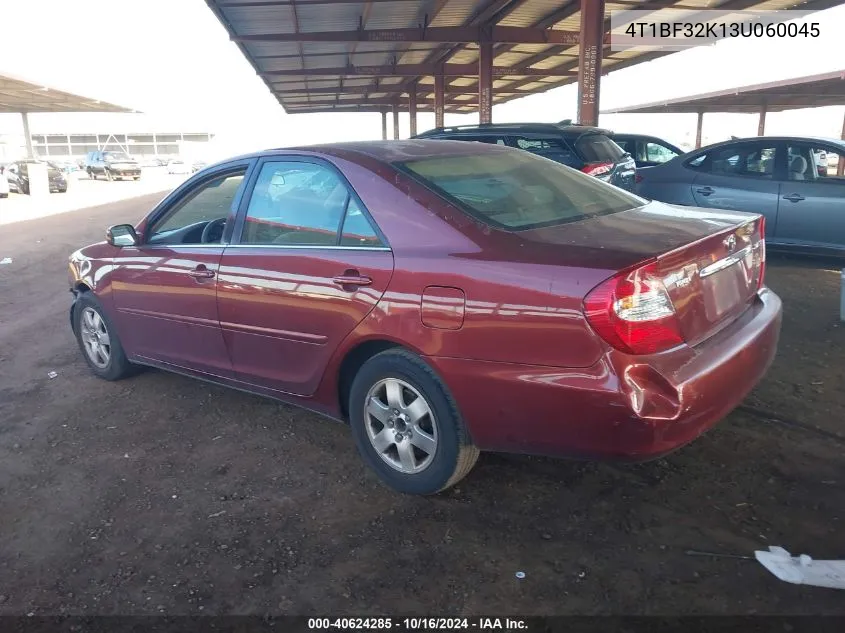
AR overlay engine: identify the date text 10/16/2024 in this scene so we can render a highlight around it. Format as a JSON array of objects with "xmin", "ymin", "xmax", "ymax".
[{"xmin": 308, "ymin": 618, "xmax": 528, "ymax": 631}]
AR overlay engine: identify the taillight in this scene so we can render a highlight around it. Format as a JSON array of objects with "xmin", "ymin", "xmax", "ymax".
[
  {"xmin": 581, "ymin": 161, "xmax": 614, "ymax": 178},
  {"xmin": 584, "ymin": 261, "xmax": 684, "ymax": 355}
]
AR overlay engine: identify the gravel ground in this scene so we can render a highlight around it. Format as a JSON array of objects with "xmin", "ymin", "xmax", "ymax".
[{"xmin": 0, "ymin": 193, "xmax": 844, "ymax": 616}]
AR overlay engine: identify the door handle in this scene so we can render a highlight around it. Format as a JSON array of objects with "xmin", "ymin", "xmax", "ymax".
[
  {"xmin": 188, "ymin": 266, "xmax": 216, "ymax": 279},
  {"xmin": 333, "ymin": 271, "xmax": 373, "ymax": 288},
  {"xmin": 782, "ymin": 193, "xmax": 805, "ymax": 203},
  {"xmin": 695, "ymin": 186, "xmax": 714, "ymax": 196}
]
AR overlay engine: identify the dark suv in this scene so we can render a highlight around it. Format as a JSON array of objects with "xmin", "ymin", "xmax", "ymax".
[
  {"xmin": 414, "ymin": 122, "xmax": 637, "ymax": 192},
  {"xmin": 85, "ymin": 150, "xmax": 141, "ymax": 181}
]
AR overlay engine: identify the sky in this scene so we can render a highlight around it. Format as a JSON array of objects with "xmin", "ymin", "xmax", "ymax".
[{"xmin": 0, "ymin": 0, "xmax": 843, "ymax": 157}]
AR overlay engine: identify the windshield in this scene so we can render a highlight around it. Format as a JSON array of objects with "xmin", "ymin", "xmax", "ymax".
[
  {"xmin": 104, "ymin": 152, "xmax": 131, "ymax": 162},
  {"xmin": 396, "ymin": 149, "xmax": 644, "ymax": 231}
]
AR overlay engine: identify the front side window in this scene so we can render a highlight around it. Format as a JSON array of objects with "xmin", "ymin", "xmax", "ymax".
[
  {"xmin": 397, "ymin": 149, "xmax": 644, "ymax": 231},
  {"xmin": 241, "ymin": 161, "xmax": 354, "ymax": 246},
  {"xmin": 786, "ymin": 143, "xmax": 844, "ymax": 183},
  {"xmin": 645, "ymin": 142, "xmax": 679, "ymax": 163},
  {"xmin": 148, "ymin": 170, "xmax": 246, "ymax": 245}
]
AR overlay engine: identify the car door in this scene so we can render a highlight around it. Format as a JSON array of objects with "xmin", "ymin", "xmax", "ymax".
[
  {"xmin": 109, "ymin": 161, "xmax": 252, "ymax": 375},
  {"xmin": 774, "ymin": 141, "xmax": 845, "ymax": 251},
  {"xmin": 687, "ymin": 141, "xmax": 781, "ymax": 231},
  {"xmin": 217, "ymin": 157, "xmax": 394, "ymax": 396}
]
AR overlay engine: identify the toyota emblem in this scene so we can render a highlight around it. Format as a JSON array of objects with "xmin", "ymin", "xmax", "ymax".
[{"xmin": 723, "ymin": 234, "xmax": 737, "ymax": 252}]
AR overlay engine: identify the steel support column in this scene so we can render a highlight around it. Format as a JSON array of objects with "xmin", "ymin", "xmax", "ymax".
[
  {"xmin": 695, "ymin": 111, "xmax": 704, "ymax": 149},
  {"xmin": 576, "ymin": 0, "xmax": 604, "ymax": 126},
  {"xmin": 758, "ymin": 105, "xmax": 767, "ymax": 136},
  {"xmin": 392, "ymin": 104, "xmax": 400, "ymax": 140},
  {"xmin": 409, "ymin": 84, "xmax": 418, "ymax": 137},
  {"xmin": 478, "ymin": 39, "xmax": 493, "ymax": 124},
  {"xmin": 381, "ymin": 110, "xmax": 387, "ymax": 140},
  {"xmin": 21, "ymin": 112, "xmax": 34, "ymax": 158},
  {"xmin": 434, "ymin": 73, "xmax": 445, "ymax": 128}
]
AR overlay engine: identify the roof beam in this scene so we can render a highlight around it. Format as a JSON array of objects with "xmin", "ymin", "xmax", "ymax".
[
  {"xmin": 274, "ymin": 85, "xmax": 531, "ymax": 96},
  {"xmin": 263, "ymin": 63, "xmax": 576, "ymax": 77},
  {"xmin": 235, "ymin": 26, "xmax": 593, "ymax": 45}
]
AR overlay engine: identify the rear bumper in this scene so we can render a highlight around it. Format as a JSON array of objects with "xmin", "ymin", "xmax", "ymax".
[{"xmin": 430, "ymin": 288, "xmax": 782, "ymax": 460}]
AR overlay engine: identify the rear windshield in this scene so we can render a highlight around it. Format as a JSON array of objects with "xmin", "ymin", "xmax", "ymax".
[
  {"xmin": 396, "ymin": 149, "xmax": 644, "ymax": 231},
  {"xmin": 574, "ymin": 133, "xmax": 625, "ymax": 163}
]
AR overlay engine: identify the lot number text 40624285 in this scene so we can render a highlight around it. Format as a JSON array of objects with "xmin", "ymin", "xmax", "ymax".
[{"xmin": 307, "ymin": 618, "xmax": 528, "ymax": 630}]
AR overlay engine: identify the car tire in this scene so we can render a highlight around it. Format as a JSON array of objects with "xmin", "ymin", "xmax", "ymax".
[
  {"xmin": 73, "ymin": 293, "xmax": 135, "ymax": 381},
  {"xmin": 133, "ymin": 176, "xmax": 140, "ymax": 181},
  {"xmin": 348, "ymin": 348, "xmax": 479, "ymax": 495}
]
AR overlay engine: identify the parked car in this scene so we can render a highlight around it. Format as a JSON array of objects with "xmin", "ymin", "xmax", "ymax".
[
  {"xmin": 635, "ymin": 136, "xmax": 845, "ymax": 256},
  {"xmin": 86, "ymin": 150, "xmax": 141, "ymax": 181},
  {"xmin": 414, "ymin": 122, "xmax": 637, "ymax": 192},
  {"xmin": 0, "ymin": 166, "xmax": 9, "ymax": 198},
  {"xmin": 5, "ymin": 160, "xmax": 67, "ymax": 194},
  {"xmin": 68, "ymin": 141, "xmax": 780, "ymax": 495},
  {"xmin": 611, "ymin": 133, "xmax": 684, "ymax": 168},
  {"xmin": 191, "ymin": 160, "xmax": 208, "ymax": 173},
  {"xmin": 167, "ymin": 159, "xmax": 191, "ymax": 174}
]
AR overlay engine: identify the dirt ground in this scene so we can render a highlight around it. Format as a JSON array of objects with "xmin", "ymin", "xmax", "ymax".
[{"xmin": 1, "ymin": 193, "xmax": 844, "ymax": 616}]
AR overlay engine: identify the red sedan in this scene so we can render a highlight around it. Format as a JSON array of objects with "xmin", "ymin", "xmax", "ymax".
[{"xmin": 68, "ymin": 141, "xmax": 781, "ymax": 495}]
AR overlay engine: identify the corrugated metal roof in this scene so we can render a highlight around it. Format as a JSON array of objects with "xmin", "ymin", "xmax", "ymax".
[
  {"xmin": 0, "ymin": 72, "xmax": 135, "ymax": 114},
  {"xmin": 601, "ymin": 69, "xmax": 845, "ymax": 113},
  {"xmin": 204, "ymin": 0, "xmax": 844, "ymax": 115}
]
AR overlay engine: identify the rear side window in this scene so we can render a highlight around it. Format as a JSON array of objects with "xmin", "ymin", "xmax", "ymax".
[
  {"xmin": 242, "ymin": 162, "xmax": 349, "ymax": 246},
  {"xmin": 397, "ymin": 149, "xmax": 644, "ymax": 231},
  {"xmin": 573, "ymin": 133, "xmax": 625, "ymax": 163},
  {"xmin": 514, "ymin": 136, "xmax": 577, "ymax": 167},
  {"xmin": 442, "ymin": 135, "xmax": 507, "ymax": 145}
]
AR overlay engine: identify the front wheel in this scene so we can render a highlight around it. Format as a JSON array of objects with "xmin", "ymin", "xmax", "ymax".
[
  {"xmin": 348, "ymin": 349, "xmax": 479, "ymax": 495},
  {"xmin": 73, "ymin": 293, "xmax": 135, "ymax": 380}
]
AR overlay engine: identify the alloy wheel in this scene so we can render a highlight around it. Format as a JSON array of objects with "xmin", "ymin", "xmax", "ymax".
[
  {"xmin": 80, "ymin": 307, "xmax": 111, "ymax": 368},
  {"xmin": 364, "ymin": 378, "xmax": 438, "ymax": 474}
]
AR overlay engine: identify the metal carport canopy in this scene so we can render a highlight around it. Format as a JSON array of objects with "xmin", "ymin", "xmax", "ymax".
[
  {"xmin": 0, "ymin": 72, "xmax": 133, "ymax": 114},
  {"xmin": 600, "ymin": 69, "xmax": 845, "ymax": 147},
  {"xmin": 0, "ymin": 71, "xmax": 136, "ymax": 158},
  {"xmin": 204, "ymin": 0, "xmax": 840, "ymax": 136}
]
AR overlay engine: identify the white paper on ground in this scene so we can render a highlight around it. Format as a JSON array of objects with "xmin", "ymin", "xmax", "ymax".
[{"xmin": 755, "ymin": 546, "xmax": 845, "ymax": 589}]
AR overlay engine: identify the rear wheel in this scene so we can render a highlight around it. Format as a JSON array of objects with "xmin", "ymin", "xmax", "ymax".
[
  {"xmin": 73, "ymin": 293, "xmax": 134, "ymax": 381},
  {"xmin": 349, "ymin": 349, "xmax": 479, "ymax": 495}
]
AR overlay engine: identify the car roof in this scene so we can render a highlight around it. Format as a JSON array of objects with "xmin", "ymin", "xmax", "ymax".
[
  {"xmin": 414, "ymin": 122, "xmax": 612, "ymax": 137},
  {"xmin": 698, "ymin": 136, "xmax": 845, "ymax": 150},
  {"xmin": 218, "ymin": 139, "xmax": 514, "ymax": 165}
]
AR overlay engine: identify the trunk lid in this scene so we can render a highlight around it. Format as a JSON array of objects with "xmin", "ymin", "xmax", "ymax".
[
  {"xmin": 517, "ymin": 201, "xmax": 765, "ymax": 345},
  {"xmin": 657, "ymin": 213, "xmax": 764, "ymax": 346}
]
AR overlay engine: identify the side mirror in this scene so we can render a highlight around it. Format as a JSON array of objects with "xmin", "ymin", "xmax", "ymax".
[{"xmin": 107, "ymin": 224, "xmax": 139, "ymax": 247}]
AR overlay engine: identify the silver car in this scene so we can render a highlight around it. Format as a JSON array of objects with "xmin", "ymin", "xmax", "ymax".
[{"xmin": 636, "ymin": 136, "xmax": 845, "ymax": 256}]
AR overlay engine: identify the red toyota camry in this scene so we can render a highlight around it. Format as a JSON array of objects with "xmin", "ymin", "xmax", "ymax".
[{"xmin": 68, "ymin": 140, "xmax": 781, "ymax": 495}]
